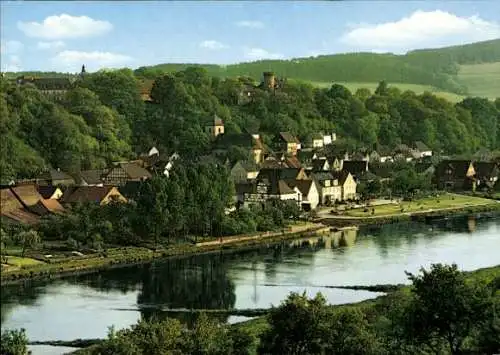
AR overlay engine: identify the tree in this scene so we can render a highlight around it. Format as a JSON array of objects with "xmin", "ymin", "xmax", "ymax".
[
  {"xmin": 1, "ymin": 328, "xmax": 29, "ymax": 355},
  {"xmin": 258, "ymin": 292, "xmax": 332, "ymax": 355},
  {"xmin": 403, "ymin": 263, "xmax": 495, "ymax": 355},
  {"xmin": 15, "ymin": 230, "xmax": 41, "ymax": 257}
]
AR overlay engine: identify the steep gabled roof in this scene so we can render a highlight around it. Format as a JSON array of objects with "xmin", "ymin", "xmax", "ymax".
[
  {"xmin": 280, "ymin": 132, "xmax": 300, "ymax": 144},
  {"xmin": 10, "ymin": 185, "xmax": 43, "ymax": 207},
  {"xmin": 285, "ymin": 156, "xmax": 302, "ymax": 168},
  {"xmin": 342, "ymin": 160, "xmax": 368, "ymax": 176},
  {"xmin": 78, "ymin": 169, "xmax": 107, "ymax": 185},
  {"xmin": 39, "ymin": 169, "xmax": 75, "ymax": 183},
  {"xmin": 288, "ymin": 179, "xmax": 315, "ymax": 197},
  {"xmin": 311, "ymin": 159, "xmax": 328, "ymax": 172},
  {"xmin": 474, "ymin": 162, "xmax": 498, "ymax": 178},
  {"xmin": 62, "ymin": 186, "xmax": 119, "ymax": 204},
  {"xmin": 414, "ymin": 141, "xmax": 431, "ymax": 152},
  {"xmin": 331, "ymin": 171, "xmax": 352, "ymax": 185},
  {"xmin": 311, "ymin": 171, "xmax": 334, "ymax": 182},
  {"xmin": 118, "ymin": 162, "xmax": 152, "ymax": 180},
  {"xmin": 30, "ymin": 199, "xmax": 65, "ymax": 216},
  {"xmin": 435, "ymin": 160, "xmax": 473, "ymax": 179},
  {"xmin": 1, "ymin": 188, "xmax": 23, "ymax": 213}
]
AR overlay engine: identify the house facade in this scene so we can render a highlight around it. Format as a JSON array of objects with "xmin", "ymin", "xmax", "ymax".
[
  {"xmin": 102, "ymin": 162, "xmax": 152, "ymax": 186},
  {"xmin": 278, "ymin": 132, "xmax": 301, "ymax": 156},
  {"xmin": 434, "ymin": 160, "xmax": 476, "ymax": 191},
  {"xmin": 205, "ymin": 114, "xmax": 225, "ymax": 138},
  {"xmin": 311, "ymin": 172, "xmax": 342, "ymax": 205}
]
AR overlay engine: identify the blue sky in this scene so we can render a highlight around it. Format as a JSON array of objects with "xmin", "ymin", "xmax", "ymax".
[{"xmin": 1, "ymin": 1, "xmax": 499, "ymax": 72}]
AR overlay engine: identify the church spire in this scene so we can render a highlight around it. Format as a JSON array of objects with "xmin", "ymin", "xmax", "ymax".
[{"xmin": 80, "ymin": 64, "xmax": 86, "ymax": 78}]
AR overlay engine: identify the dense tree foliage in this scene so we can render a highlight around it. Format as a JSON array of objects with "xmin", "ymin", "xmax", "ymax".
[{"xmin": 1, "ymin": 66, "xmax": 499, "ymax": 184}]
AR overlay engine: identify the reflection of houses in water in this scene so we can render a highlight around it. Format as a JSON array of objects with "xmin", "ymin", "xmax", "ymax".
[
  {"xmin": 288, "ymin": 228, "xmax": 358, "ymax": 249},
  {"xmin": 467, "ymin": 216, "xmax": 476, "ymax": 233}
]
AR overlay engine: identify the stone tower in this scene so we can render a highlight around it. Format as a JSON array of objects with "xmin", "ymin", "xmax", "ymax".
[{"xmin": 262, "ymin": 71, "xmax": 276, "ymax": 89}]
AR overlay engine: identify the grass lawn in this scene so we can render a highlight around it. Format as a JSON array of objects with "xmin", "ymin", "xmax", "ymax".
[
  {"xmin": 458, "ymin": 62, "xmax": 500, "ymax": 100},
  {"xmin": 5, "ymin": 256, "xmax": 45, "ymax": 267},
  {"xmin": 306, "ymin": 81, "xmax": 465, "ymax": 102},
  {"xmin": 345, "ymin": 193, "xmax": 495, "ymax": 217}
]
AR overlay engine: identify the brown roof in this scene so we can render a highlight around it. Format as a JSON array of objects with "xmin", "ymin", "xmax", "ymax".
[
  {"xmin": 288, "ymin": 179, "xmax": 314, "ymax": 196},
  {"xmin": 10, "ymin": 185, "xmax": 43, "ymax": 207},
  {"xmin": 119, "ymin": 162, "xmax": 152, "ymax": 180},
  {"xmin": 280, "ymin": 132, "xmax": 300, "ymax": 144},
  {"xmin": 474, "ymin": 162, "xmax": 498, "ymax": 178},
  {"xmin": 39, "ymin": 169, "xmax": 75, "ymax": 183},
  {"xmin": 1, "ymin": 188, "xmax": 23, "ymax": 213},
  {"xmin": 1, "ymin": 208, "xmax": 40, "ymax": 225},
  {"xmin": 285, "ymin": 156, "xmax": 302, "ymax": 168},
  {"xmin": 435, "ymin": 160, "xmax": 473, "ymax": 179},
  {"xmin": 30, "ymin": 199, "xmax": 65, "ymax": 216},
  {"xmin": 79, "ymin": 169, "xmax": 107, "ymax": 185},
  {"xmin": 332, "ymin": 171, "xmax": 352, "ymax": 185},
  {"xmin": 62, "ymin": 186, "xmax": 120, "ymax": 204}
]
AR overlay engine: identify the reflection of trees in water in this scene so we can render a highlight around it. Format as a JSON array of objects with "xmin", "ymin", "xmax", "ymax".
[
  {"xmin": 68, "ymin": 266, "xmax": 144, "ymax": 293},
  {"xmin": 137, "ymin": 254, "xmax": 236, "ymax": 311},
  {"xmin": 1, "ymin": 283, "xmax": 45, "ymax": 324}
]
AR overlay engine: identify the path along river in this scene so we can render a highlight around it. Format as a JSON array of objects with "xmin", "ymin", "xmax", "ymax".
[{"xmin": 1, "ymin": 216, "xmax": 500, "ymax": 354}]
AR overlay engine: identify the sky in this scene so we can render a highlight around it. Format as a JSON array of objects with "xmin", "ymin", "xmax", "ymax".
[{"xmin": 1, "ymin": 1, "xmax": 499, "ymax": 73}]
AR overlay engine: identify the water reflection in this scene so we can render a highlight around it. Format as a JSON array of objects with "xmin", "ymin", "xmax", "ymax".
[{"xmin": 1, "ymin": 216, "xmax": 499, "ymax": 341}]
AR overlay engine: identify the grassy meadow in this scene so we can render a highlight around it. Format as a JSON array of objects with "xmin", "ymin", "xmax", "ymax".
[{"xmin": 458, "ymin": 62, "xmax": 500, "ymax": 100}]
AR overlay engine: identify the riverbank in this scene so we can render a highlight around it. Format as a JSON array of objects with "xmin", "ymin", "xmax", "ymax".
[
  {"xmin": 318, "ymin": 194, "xmax": 500, "ymax": 227},
  {"xmin": 35, "ymin": 264, "xmax": 499, "ymax": 354},
  {"xmin": 1, "ymin": 222, "xmax": 334, "ymax": 285}
]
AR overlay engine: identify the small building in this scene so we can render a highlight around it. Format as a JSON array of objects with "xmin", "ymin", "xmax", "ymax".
[
  {"xmin": 230, "ymin": 160, "xmax": 259, "ymax": 183},
  {"xmin": 434, "ymin": 160, "xmax": 476, "ymax": 191},
  {"xmin": 205, "ymin": 114, "xmax": 225, "ymax": 138},
  {"xmin": 474, "ymin": 162, "xmax": 499, "ymax": 190},
  {"xmin": 102, "ymin": 162, "xmax": 152, "ymax": 186},
  {"xmin": 311, "ymin": 171, "xmax": 342, "ymax": 205},
  {"xmin": 333, "ymin": 171, "xmax": 357, "ymax": 201},
  {"xmin": 61, "ymin": 186, "xmax": 127, "ymax": 205},
  {"xmin": 277, "ymin": 132, "xmax": 301, "ymax": 156},
  {"xmin": 288, "ymin": 179, "xmax": 320, "ymax": 211},
  {"xmin": 323, "ymin": 132, "xmax": 337, "ymax": 146},
  {"xmin": 306, "ymin": 133, "xmax": 324, "ymax": 149},
  {"xmin": 77, "ymin": 169, "xmax": 107, "ymax": 186},
  {"xmin": 38, "ymin": 169, "xmax": 76, "ymax": 187},
  {"xmin": 413, "ymin": 141, "xmax": 433, "ymax": 158}
]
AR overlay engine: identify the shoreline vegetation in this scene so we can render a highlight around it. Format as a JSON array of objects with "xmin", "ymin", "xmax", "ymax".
[
  {"xmin": 24, "ymin": 264, "xmax": 500, "ymax": 354},
  {"xmin": 2, "ymin": 198, "xmax": 500, "ymax": 285}
]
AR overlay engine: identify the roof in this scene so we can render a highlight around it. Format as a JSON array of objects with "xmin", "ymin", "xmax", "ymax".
[
  {"xmin": 474, "ymin": 162, "xmax": 498, "ymax": 178},
  {"xmin": 288, "ymin": 179, "xmax": 314, "ymax": 196},
  {"xmin": 206, "ymin": 114, "xmax": 223, "ymax": 126},
  {"xmin": 1, "ymin": 208, "xmax": 40, "ymax": 225},
  {"xmin": 37, "ymin": 185, "xmax": 61, "ymax": 199},
  {"xmin": 10, "ymin": 185, "xmax": 43, "ymax": 207},
  {"xmin": 261, "ymin": 158, "xmax": 285, "ymax": 169},
  {"xmin": 39, "ymin": 169, "xmax": 75, "ymax": 183},
  {"xmin": 215, "ymin": 132, "xmax": 263, "ymax": 151},
  {"xmin": 312, "ymin": 159, "xmax": 329, "ymax": 172},
  {"xmin": 233, "ymin": 160, "xmax": 259, "ymax": 172},
  {"xmin": 311, "ymin": 171, "xmax": 334, "ymax": 182},
  {"xmin": 79, "ymin": 169, "xmax": 107, "ymax": 185},
  {"xmin": 342, "ymin": 160, "xmax": 368, "ymax": 176},
  {"xmin": 435, "ymin": 160, "xmax": 473, "ymax": 179},
  {"xmin": 258, "ymin": 168, "xmax": 303, "ymax": 182},
  {"xmin": 414, "ymin": 141, "xmax": 431, "ymax": 152},
  {"xmin": 30, "ymin": 199, "xmax": 65, "ymax": 216},
  {"xmin": 280, "ymin": 132, "xmax": 300, "ymax": 144},
  {"xmin": 118, "ymin": 162, "xmax": 152, "ymax": 180},
  {"xmin": 285, "ymin": 156, "xmax": 302, "ymax": 168},
  {"xmin": 331, "ymin": 171, "xmax": 352, "ymax": 185},
  {"xmin": 62, "ymin": 186, "xmax": 119, "ymax": 204},
  {"xmin": 1, "ymin": 188, "xmax": 23, "ymax": 213}
]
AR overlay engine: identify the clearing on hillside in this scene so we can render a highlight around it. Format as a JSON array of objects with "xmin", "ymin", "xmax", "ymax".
[{"xmin": 458, "ymin": 62, "xmax": 500, "ymax": 100}]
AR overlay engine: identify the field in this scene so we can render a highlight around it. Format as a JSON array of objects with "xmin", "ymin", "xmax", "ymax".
[
  {"xmin": 458, "ymin": 62, "xmax": 500, "ymax": 100},
  {"xmin": 306, "ymin": 81, "xmax": 466, "ymax": 102},
  {"xmin": 345, "ymin": 193, "xmax": 495, "ymax": 218},
  {"xmin": 3, "ymin": 256, "xmax": 44, "ymax": 267}
]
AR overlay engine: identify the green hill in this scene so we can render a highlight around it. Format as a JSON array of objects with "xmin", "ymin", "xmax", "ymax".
[{"xmin": 135, "ymin": 39, "xmax": 500, "ymax": 98}]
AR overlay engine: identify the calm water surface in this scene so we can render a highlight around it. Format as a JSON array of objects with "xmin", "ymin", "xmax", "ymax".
[{"xmin": 2, "ymin": 217, "xmax": 500, "ymax": 349}]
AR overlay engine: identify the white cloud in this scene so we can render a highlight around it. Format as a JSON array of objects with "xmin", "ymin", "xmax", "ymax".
[
  {"xmin": 18, "ymin": 14, "xmax": 113, "ymax": 39},
  {"xmin": 235, "ymin": 20, "xmax": 265, "ymax": 29},
  {"xmin": 340, "ymin": 10, "xmax": 500, "ymax": 53},
  {"xmin": 37, "ymin": 41, "xmax": 65, "ymax": 50},
  {"xmin": 244, "ymin": 47, "xmax": 284, "ymax": 60},
  {"xmin": 1, "ymin": 55, "xmax": 22, "ymax": 72},
  {"xmin": 0, "ymin": 40, "xmax": 24, "ymax": 54},
  {"xmin": 51, "ymin": 50, "xmax": 132, "ymax": 71},
  {"xmin": 199, "ymin": 40, "xmax": 228, "ymax": 50}
]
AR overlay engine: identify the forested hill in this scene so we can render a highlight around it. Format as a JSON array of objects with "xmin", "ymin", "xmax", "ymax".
[{"xmin": 134, "ymin": 39, "xmax": 500, "ymax": 95}]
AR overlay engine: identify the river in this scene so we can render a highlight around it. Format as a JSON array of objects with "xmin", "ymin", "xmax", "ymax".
[{"xmin": 1, "ymin": 217, "xmax": 500, "ymax": 355}]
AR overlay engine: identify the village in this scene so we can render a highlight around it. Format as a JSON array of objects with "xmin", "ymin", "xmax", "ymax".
[{"xmin": 1, "ymin": 104, "xmax": 499, "ymax": 226}]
